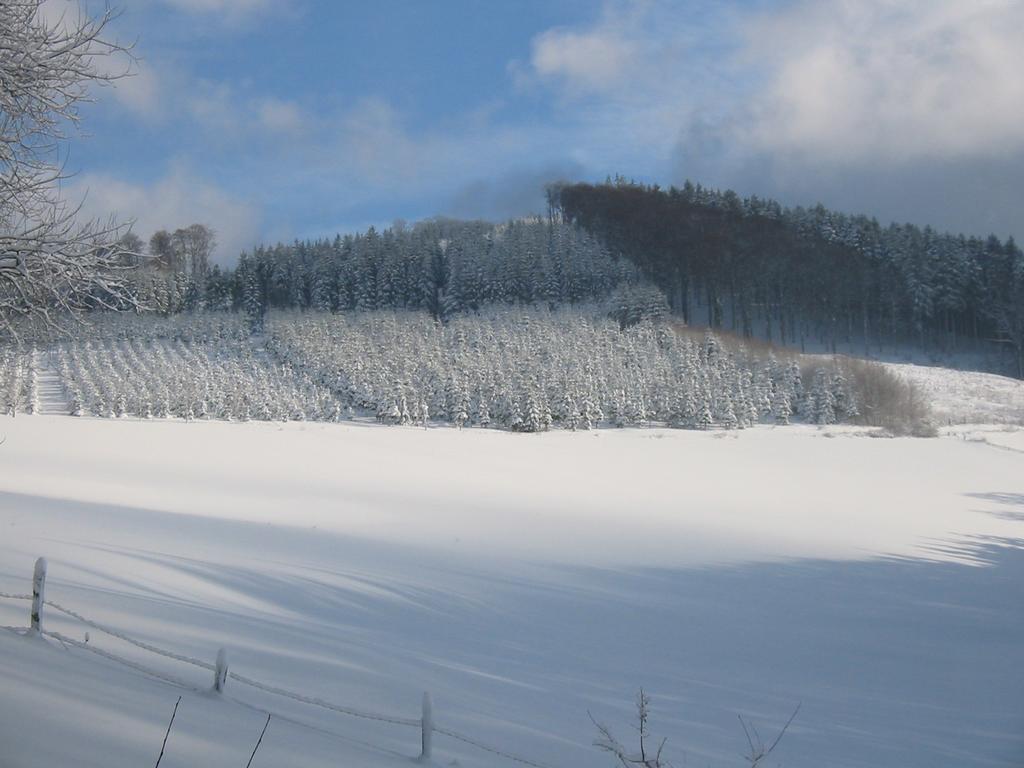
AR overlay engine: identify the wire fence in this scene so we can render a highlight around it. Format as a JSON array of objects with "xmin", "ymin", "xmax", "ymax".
[{"xmin": 0, "ymin": 558, "xmax": 561, "ymax": 768}]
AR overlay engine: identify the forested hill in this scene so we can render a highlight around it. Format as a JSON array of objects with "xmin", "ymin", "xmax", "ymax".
[
  {"xmin": 549, "ymin": 180, "xmax": 1024, "ymax": 376},
  {"xmin": 186, "ymin": 218, "xmax": 663, "ymax": 326},
  {"xmin": 128, "ymin": 181, "xmax": 1023, "ymax": 378}
]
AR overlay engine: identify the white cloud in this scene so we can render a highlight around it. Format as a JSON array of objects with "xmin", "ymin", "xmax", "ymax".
[
  {"xmin": 742, "ymin": 0, "xmax": 1024, "ymax": 162},
  {"xmin": 531, "ymin": 26, "xmax": 638, "ymax": 94},
  {"xmin": 183, "ymin": 82, "xmax": 313, "ymax": 141},
  {"xmin": 35, "ymin": 0, "xmax": 77, "ymax": 28},
  {"xmin": 256, "ymin": 98, "xmax": 305, "ymax": 135},
  {"xmin": 337, "ymin": 99, "xmax": 425, "ymax": 185},
  {"xmin": 520, "ymin": 0, "xmax": 1024, "ymax": 182},
  {"xmin": 66, "ymin": 168, "xmax": 261, "ymax": 265},
  {"xmin": 157, "ymin": 0, "xmax": 272, "ymax": 16},
  {"xmin": 108, "ymin": 60, "xmax": 163, "ymax": 119},
  {"xmin": 526, "ymin": 1, "xmax": 697, "ymax": 100},
  {"xmin": 152, "ymin": 0, "xmax": 294, "ymax": 30},
  {"xmin": 329, "ymin": 98, "xmax": 534, "ymax": 191},
  {"xmin": 37, "ymin": 0, "xmax": 147, "ymax": 114},
  {"xmin": 186, "ymin": 80, "xmax": 239, "ymax": 133},
  {"xmin": 519, "ymin": 1, "xmax": 740, "ymax": 169},
  {"xmin": 34, "ymin": 2, "xmax": 167, "ymax": 122}
]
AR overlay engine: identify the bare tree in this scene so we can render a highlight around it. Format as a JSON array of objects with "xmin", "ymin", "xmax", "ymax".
[
  {"xmin": 0, "ymin": 0, "xmax": 137, "ymax": 336},
  {"xmin": 172, "ymin": 223, "xmax": 215, "ymax": 279},
  {"xmin": 592, "ymin": 690, "xmax": 800, "ymax": 768},
  {"xmin": 149, "ymin": 229, "xmax": 176, "ymax": 272},
  {"xmin": 739, "ymin": 703, "xmax": 800, "ymax": 767},
  {"xmin": 591, "ymin": 690, "xmax": 671, "ymax": 768},
  {"xmin": 117, "ymin": 231, "xmax": 145, "ymax": 268}
]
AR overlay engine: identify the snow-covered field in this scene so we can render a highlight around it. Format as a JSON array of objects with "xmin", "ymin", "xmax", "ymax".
[{"xmin": 0, "ymin": 365, "xmax": 1022, "ymax": 768}]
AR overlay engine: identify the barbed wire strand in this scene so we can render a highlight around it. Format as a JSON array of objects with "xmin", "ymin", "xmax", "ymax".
[
  {"xmin": 41, "ymin": 630, "xmax": 200, "ymax": 691},
  {"xmin": 228, "ymin": 671, "xmax": 420, "ymax": 728},
  {"xmin": 44, "ymin": 600, "xmax": 216, "ymax": 671},
  {"xmin": 3, "ymin": 591, "xmax": 564, "ymax": 768},
  {"xmin": 435, "ymin": 726, "xmax": 558, "ymax": 768}
]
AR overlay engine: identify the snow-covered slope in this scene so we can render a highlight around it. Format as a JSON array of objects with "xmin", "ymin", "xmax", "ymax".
[
  {"xmin": 884, "ymin": 361, "xmax": 1024, "ymax": 425},
  {"xmin": 0, "ymin": 413, "xmax": 1021, "ymax": 768}
]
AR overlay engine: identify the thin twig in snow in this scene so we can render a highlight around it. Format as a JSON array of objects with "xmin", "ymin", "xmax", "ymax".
[
  {"xmin": 154, "ymin": 696, "xmax": 181, "ymax": 768},
  {"xmin": 246, "ymin": 713, "xmax": 272, "ymax": 768},
  {"xmin": 739, "ymin": 702, "xmax": 801, "ymax": 767}
]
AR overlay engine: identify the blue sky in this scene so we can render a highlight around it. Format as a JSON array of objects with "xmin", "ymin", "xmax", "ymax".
[{"xmin": 59, "ymin": 0, "xmax": 1024, "ymax": 263}]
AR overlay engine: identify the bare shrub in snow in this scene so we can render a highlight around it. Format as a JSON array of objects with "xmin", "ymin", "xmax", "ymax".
[
  {"xmin": 592, "ymin": 691, "xmax": 799, "ymax": 768},
  {"xmin": 837, "ymin": 357, "xmax": 936, "ymax": 436},
  {"xmin": 592, "ymin": 690, "xmax": 668, "ymax": 768}
]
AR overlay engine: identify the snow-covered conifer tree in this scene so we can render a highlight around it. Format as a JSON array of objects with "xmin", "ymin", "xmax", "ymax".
[{"xmin": 810, "ymin": 368, "xmax": 836, "ymax": 425}]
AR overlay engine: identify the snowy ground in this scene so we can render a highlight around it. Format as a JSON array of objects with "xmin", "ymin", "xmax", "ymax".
[{"xmin": 0, "ymin": 409, "xmax": 1021, "ymax": 768}]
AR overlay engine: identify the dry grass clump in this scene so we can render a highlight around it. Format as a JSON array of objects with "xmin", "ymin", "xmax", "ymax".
[
  {"xmin": 668, "ymin": 320, "xmax": 799, "ymax": 361},
  {"xmin": 835, "ymin": 357, "xmax": 936, "ymax": 437}
]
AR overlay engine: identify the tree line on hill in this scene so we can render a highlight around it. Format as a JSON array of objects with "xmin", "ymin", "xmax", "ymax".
[
  {"xmin": 120, "ymin": 218, "xmax": 662, "ymax": 330},
  {"xmin": 547, "ymin": 179, "xmax": 1024, "ymax": 376},
  {"xmin": 108, "ymin": 179, "xmax": 1023, "ymax": 378}
]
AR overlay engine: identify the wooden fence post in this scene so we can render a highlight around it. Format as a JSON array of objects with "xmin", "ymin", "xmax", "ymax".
[
  {"xmin": 31, "ymin": 557, "xmax": 46, "ymax": 633},
  {"xmin": 214, "ymin": 648, "xmax": 228, "ymax": 692},
  {"xmin": 420, "ymin": 691, "xmax": 433, "ymax": 761}
]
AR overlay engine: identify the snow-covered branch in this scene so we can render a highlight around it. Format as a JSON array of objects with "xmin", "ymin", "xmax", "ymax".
[{"xmin": 0, "ymin": 1, "xmax": 138, "ymax": 336}]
